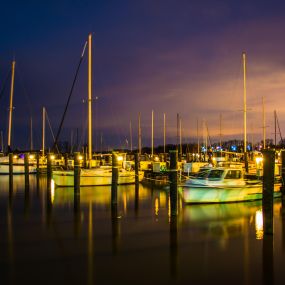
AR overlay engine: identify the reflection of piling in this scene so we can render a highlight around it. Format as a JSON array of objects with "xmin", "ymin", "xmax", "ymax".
[
  {"xmin": 111, "ymin": 152, "xmax": 118, "ymax": 204},
  {"xmin": 9, "ymin": 153, "xmax": 13, "ymax": 188},
  {"xmin": 262, "ymin": 150, "xmax": 275, "ymax": 235},
  {"xmin": 244, "ymin": 152, "xmax": 249, "ymax": 173},
  {"xmin": 135, "ymin": 183, "xmax": 139, "ymax": 217},
  {"xmin": 281, "ymin": 150, "xmax": 285, "ymax": 195},
  {"xmin": 135, "ymin": 152, "xmax": 139, "ymax": 186},
  {"xmin": 24, "ymin": 153, "xmax": 29, "ymax": 188},
  {"xmin": 169, "ymin": 150, "xmax": 178, "ymax": 216},
  {"xmin": 262, "ymin": 235, "xmax": 274, "ymax": 285},
  {"xmin": 111, "ymin": 203, "xmax": 119, "ymax": 254},
  {"xmin": 74, "ymin": 152, "xmax": 81, "ymax": 194},
  {"xmin": 169, "ymin": 215, "xmax": 178, "ymax": 279},
  {"xmin": 64, "ymin": 153, "xmax": 68, "ymax": 170}
]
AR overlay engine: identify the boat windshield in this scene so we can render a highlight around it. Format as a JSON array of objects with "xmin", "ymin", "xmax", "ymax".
[
  {"xmin": 224, "ymin": 170, "xmax": 242, "ymax": 179},
  {"xmin": 196, "ymin": 170, "xmax": 211, "ymax": 179},
  {"xmin": 207, "ymin": 169, "xmax": 224, "ymax": 180}
]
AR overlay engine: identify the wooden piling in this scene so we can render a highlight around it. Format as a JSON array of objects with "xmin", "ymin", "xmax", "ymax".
[
  {"xmin": 111, "ymin": 152, "xmax": 118, "ymax": 204},
  {"xmin": 74, "ymin": 152, "xmax": 81, "ymax": 194},
  {"xmin": 24, "ymin": 153, "xmax": 29, "ymax": 188},
  {"xmin": 135, "ymin": 152, "xmax": 139, "ymax": 186},
  {"xmin": 9, "ymin": 153, "xmax": 13, "ymax": 190},
  {"xmin": 47, "ymin": 153, "xmax": 52, "ymax": 180},
  {"xmin": 262, "ymin": 149, "xmax": 275, "ymax": 235},
  {"xmin": 168, "ymin": 150, "xmax": 178, "ymax": 216}
]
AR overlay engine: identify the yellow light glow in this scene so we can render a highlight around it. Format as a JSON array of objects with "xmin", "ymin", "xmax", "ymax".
[
  {"xmin": 50, "ymin": 155, "xmax": 55, "ymax": 160},
  {"xmin": 255, "ymin": 209, "xmax": 263, "ymax": 240},
  {"xmin": 29, "ymin": 155, "xmax": 34, "ymax": 159},
  {"xmin": 154, "ymin": 156, "xmax": 159, "ymax": 162},
  {"xmin": 255, "ymin": 157, "xmax": 263, "ymax": 164},
  {"xmin": 212, "ymin": 157, "xmax": 216, "ymax": 161},
  {"xmin": 78, "ymin": 155, "xmax": 83, "ymax": 160},
  {"xmin": 117, "ymin": 156, "xmax": 123, "ymax": 161},
  {"xmin": 13, "ymin": 155, "xmax": 17, "ymax": 159},
  {"xmin": 51, "ymin": 180, "xmax": 55, "ymax": 204},
  {"xmin": 155, "ymin": 197, "xmax": 159, "ymax": 216}
]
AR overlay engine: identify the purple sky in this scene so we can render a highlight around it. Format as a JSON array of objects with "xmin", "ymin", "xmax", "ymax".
[{"xmin": 1, "ymin": 0, "xmax": 285, "ymax": 151}]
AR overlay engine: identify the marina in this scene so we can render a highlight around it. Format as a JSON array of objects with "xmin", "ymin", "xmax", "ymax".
[{"xmin": 2, "ymin": 1, "xmax": 285, "ymax": 284}]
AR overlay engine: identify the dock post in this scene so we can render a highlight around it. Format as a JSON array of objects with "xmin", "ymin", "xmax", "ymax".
[
  {"xmin": 135, "ymin": 152, "xmax": 139, "ymax": 186},
  {"xmin": 111, "ymin": 152, "xmax": 118, "ymax": 204},
  {"xmin": 9, "ymin": 153, "xmax": 13, "ymax": 188},
  {"xmin": 47, "ymin": 153, "xmax": 52, "ymax": 181},
  {"xmin": 169, "ymin": 150, "xmax": 178, "ymax": 216},
  {"xmin": 36, "ymin": 153, "xmax": 40, "ymax": 175},
  {"xmin": 74, "ymin": 152, "xmax": 81, "ymax": 194},
  {"xmin": 24, "ymin": 153, "xmax": 29, "ymax": 188},
  {"xmin": 262, "ymin": 149, "xmax": 275, "ymax": 235},
  {"xmin": 281, "ymin": 150, "xmax": 285, "ymax": 196}
]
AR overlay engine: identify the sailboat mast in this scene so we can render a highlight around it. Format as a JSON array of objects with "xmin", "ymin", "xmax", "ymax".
[
  {"xmin": 138, "ymin": 112, "xmax": 142, "ymax": 155},
  {"xmin": 30, "ymin": 117, "xmax": 33, "ymax": 150},
  {"xmin": 262, "ymin": 97, "xmax": 266, "ymax": 149},
  {"xmin": 197, "ymin": 118, "xmax": 200, "ymax": 156},
  {"xmin": 88, "ymin": 33, "xmax": 93, "ymax": 163},
  {"xmin": 8, "ymin": 60, "xmax": 16, "ymax": 149},
  {"xmin": 242, "ymin": 52, "xmax": 247, "ymax": 153},
  {"xmin": 42, "ymin": 107, "xmax": 46, "ymax": 156},
  {"xmin": 163, "ymin": 113, "xmax": 166, "ymax": 153},
  {"xmin": 274, "ymin": 110, "xmax": 277, "ymax": 147},
  {"xmin": 129, "ymin": 121, "xmax": 133, "ymax": 152},
  {"xmin": 219, "ymin": 113, "xmax": 222, "ymax": 149},
  {"xmin": 179, "ymin": 116, "xmax": 182, "ymax": 158},
  {"xmin": 151, "ymin": 110, "xmax": 154, "ymax": 157}
]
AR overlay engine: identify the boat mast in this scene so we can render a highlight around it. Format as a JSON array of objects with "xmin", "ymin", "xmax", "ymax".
[
  {"xmin": 242, "ymin": 52, "xmax": 247, "ymax": 153},
  {"xmin": 138, "ymin": 112, "xmax": 141, "ymax": 155},
  {"xmin": 274, "ymin": 110, "xmax": 277, "ymax": 147},
  {"xmin": 8, "ymin": 60, "xmax": 16, "ymax": 150},
  {"xmin": 129, "ymin": 121, "xmax": 133, "ymax": 152},
  {"xmin": 88, "ymin": 33, "xmax": 93, "ymax": 163},
  {"xmin": 151, "ymin": 110, "xmax": 154, "ymax": 157},
  {"xmin": 219, "ymin": 113, "xmax": 222, "ymax": 149},
  {"xmin": 262, "ymin": 96, "xmax": 266, "ymax": 149},
  {"xmin": 30, "ymin": 117, "xmax": 33, "ymax": 150},
  {"xmin": 163, "ymin": 113, "xmax": 166, "ymax": 153},
  {"xmin": 42, "ymin": 107, "xmax": 46, "ymax": 156},
  {"xmin": 197, "ymin": 118, "xmax": 200, "ymax": 157},
  {"xmin": 179, "ymin": 116, "xmax": 182, "ymax": 159}
]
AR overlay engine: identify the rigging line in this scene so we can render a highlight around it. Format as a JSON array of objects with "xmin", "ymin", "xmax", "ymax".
[
  {"xmin": 0, "ymin": 68, "xmax": 11, "ymax": 101},
  {"xmin": 53, "ymin": 39, "xmax": 88, "ymax": 152},
  {"xmin": 45, "ymin": 109, "xmax": 60, "ymax": 153}
]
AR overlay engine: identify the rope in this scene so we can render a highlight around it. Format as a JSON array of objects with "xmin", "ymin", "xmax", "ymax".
[{"xmin": 53, "ymin": 40, "xmax": 88, "ymax": 152}]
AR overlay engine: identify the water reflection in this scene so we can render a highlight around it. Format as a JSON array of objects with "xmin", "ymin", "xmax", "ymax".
[{"xmin": 1, "ymin": 176, "xmax": 285, "ymax": 285}]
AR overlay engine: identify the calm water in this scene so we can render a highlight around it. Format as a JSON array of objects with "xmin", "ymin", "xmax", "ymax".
[{"xmin": 1, "ymin": 175, "xmax": 285, "ymax": 285}]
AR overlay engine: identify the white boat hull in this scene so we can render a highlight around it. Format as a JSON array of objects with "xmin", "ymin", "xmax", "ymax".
[
  {"xmin": 52, "ymin": 168, "xmax": 144, "ymax": 187},
  {"xmin": 180, "ymin": 183, "xmax": 282, "ymax": 203}
]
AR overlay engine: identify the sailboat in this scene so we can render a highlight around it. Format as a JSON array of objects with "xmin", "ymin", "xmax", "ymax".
[
  {"xmin": 52, "ymin": 34, "xmax": 144, "ymax": 187},
  {"xmin": 0, "ymin": 60, "xmax": 37, "ymax": 174}
]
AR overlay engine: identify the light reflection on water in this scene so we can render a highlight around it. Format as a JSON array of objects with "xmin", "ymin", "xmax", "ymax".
[{"xmin": 1, "ymin": 175, "xmax": 285, "ymax": 285}]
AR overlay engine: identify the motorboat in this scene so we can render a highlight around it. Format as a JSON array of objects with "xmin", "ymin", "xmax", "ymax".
[{"xmin": 180, "ymin": 167, "xmax": 282, "ymax": 203}]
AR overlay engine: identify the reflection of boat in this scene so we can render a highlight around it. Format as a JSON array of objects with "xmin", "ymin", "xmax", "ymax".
[
  {"xmin": 52, "ymin": 167, "xmax": 144, "ymax": 187},
  {"xmin": 0, "ymin": 154, "xmax": 37, "ymax": 174},
  {"xmin": 180, "ymin": 167, "xmax": 282, "ymax": 203}
]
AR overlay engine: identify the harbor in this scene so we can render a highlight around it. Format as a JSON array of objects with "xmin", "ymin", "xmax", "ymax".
[{"xmin": 3, "ymin": 1, "xmax": 285, "ymax": 284}]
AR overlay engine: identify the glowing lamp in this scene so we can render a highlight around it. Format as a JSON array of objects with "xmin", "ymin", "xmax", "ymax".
[{"xmin": 117, "ymin": 156, "xmax": 123, "ymax": 161}]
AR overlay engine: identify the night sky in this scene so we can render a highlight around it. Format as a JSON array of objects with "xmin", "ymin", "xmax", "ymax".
[{"xmin": 1, "ymin": 0, "xmax": 285, "ymax": 151}]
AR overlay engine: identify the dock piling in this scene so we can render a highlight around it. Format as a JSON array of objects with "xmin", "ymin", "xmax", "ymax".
[
  {"xmin": 74, "ymin": 152, "xmax": 81, "ymax": 193},
  {"xmin": 262, "ymin": 149, "xmax": 275, "ymax": 235},
  {"xmin": 169, "ymin": 150, "xmax": 178, "ymax": 216},
  {"xmin": 111, "ymin": 152, "xmax": 118, "ymax": 204}
]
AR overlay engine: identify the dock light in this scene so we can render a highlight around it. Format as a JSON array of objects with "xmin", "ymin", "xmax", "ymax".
[
  {"xmin": 117, "ymin": 155, "xmax": 123, "ymax": 161},
  {"xmin": 29, "ymin": 154, "xmax": 34, "ymax": 159},
  {"xmin": 13, "ymin": 155, "xmax": 18, "ymax": 159},
  {"xmin": 78, "ymin": 155, "xmax": 83, "ymax": 160},
  {"xmin": 154, "ymin": 156, "xmax": 159, "ymax": 162},
  {"xmin": 255, "ymin": 157, "xmax": 263, "ymax": 164},
  {"xmin": 50, "ymin": 155, "xmax": 55, "ymax": 160}
]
